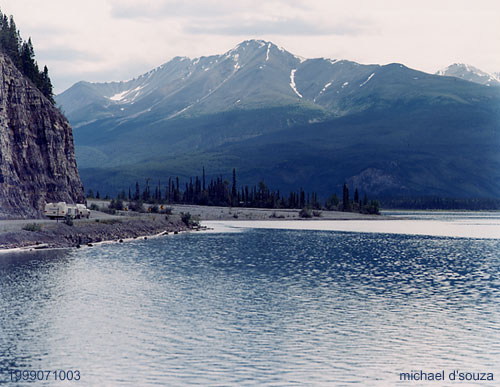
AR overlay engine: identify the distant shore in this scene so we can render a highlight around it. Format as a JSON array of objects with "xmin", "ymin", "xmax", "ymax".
[
  {"xmin": 0, "ymin": 203, "xmax": 388, "ymax": 252},
  {"xmin": 165, "ymin": 203, "xmax": 390, "ymax": 221}
]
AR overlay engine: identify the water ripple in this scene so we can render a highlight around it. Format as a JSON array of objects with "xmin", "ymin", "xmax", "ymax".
[{"xmin": 1, "ymin": 227, "xmax": 499, "ymax": 385}]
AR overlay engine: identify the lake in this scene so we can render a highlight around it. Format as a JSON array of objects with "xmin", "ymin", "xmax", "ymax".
[{"xmin": 1, "ymin": 212, "xmax": 499, "ymax": 386}]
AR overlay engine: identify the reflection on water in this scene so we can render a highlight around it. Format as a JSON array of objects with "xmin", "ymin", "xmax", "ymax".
[
  {"xmin": 1, "ymin": 219, "xmax": 499, "ymax": 385},
  {"xmin": 203, "ymin": 211, "xmax": 500, "ymax": 239}
]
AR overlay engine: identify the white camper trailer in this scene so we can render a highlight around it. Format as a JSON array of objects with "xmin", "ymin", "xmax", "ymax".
[
  {"xmin": 44, "ymin": 202, "xmax": 69, "ymax": 219},
  {"xmin": 44, "ymin": 202, "xmax": 90, "ymax": 219}
]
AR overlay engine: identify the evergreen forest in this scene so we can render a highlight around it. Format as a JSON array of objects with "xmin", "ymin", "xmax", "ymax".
[
  {"xmin": 87, "ymin": 168, "xmax": 381, "ymax": 215},
  {"xmin": 0, "ymin": 10, "xmax": 54, "ymax": 103}
]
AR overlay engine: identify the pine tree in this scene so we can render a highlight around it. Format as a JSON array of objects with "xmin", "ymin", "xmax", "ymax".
[
  {"xmin": 342, "ymin": 183, "xmax": 351, "ymax": 212},
  {"xmin": 0, "ymin": 12, "xmax": 55, "ymax": 103},
  {"xmin": 232, "ymin": 168, "xmax": 237, "ymax": 199},
  {"xmin": 202, "ymin": 167, "xmax": 206, "ymax": 192},
  {"xmin": 135, "ymin": 181, "xmax": 140, "ymax": 200}
]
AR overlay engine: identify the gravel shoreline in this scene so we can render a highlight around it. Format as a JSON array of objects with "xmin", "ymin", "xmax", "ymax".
[
  {"xmin": 0, "ymin": 204, "xmax": 387, "ymax": 252},
  {"xmin": 0, "ymin": 216, "xmax": 191, "ymax": 252}
]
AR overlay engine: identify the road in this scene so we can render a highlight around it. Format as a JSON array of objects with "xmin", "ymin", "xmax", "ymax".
[{"xmin": 0, "ymin": 210, "xmax": 124, "ymax": 233}]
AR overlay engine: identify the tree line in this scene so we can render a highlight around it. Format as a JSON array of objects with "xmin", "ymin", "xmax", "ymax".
[
  {"xmin": 87, "ymin": 168, "xmax": 380, "ymax": 215},
  {"xmin": 0, "ymin": 10, "xmax": 54, "ymax": 103}
]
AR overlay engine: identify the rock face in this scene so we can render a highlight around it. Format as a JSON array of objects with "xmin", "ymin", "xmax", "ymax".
[{"xmin": 0, "ymin": 51, "xmax": 84, "ymax": 219}]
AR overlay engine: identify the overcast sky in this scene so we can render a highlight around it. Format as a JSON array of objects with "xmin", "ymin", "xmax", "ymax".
[{"xmin": 2, "ymin": 0, "xmax": 499, "ymax": 93}]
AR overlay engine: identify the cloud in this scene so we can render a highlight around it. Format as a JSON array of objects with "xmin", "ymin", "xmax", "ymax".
[
  {"xmin": 2, "ymin": 0, "xmax": 500, "ymax": 94},
  {"xmin": 109, "ymin": 0, "xmax": 245, "ymax": 20},
  {"xmin": 108, "ymin": 0, "xmax": 370, "ymax": 37},
  {"xmin": 38, "ymin": 47, "xmax": 103, "ymax": 62},
  {"xmin": 186, "ymin": 18, "xmax": 368, "ymax": 36}
]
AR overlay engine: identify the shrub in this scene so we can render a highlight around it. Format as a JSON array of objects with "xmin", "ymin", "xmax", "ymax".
[
  {"xmin": 109, "ymin": 198, "xmax": 124, "ymax": 211},
  {"xmin": 299, "ymin": 208, "xmax": 313, "ymax": 218},
  {"xmin": 100, "ymin": 207, "xmax": 116, "ymax": 215},
  {"xmin": 181, "ymin": 212, "xmax": 192, "ymax": 226},
  {"xmin": 181, "ymin": 212, "xmax": 200, "ymax": 228},
  {"xmin": 129, "ymin": 200, "xmax": 145, "ymax": 213},
  {"xmin": 89, "ymin": 203, "xmax": 99, "ymax": 211},
  {"xmin": 22, "ymin": 223, "xmax": 42, "ymax": 232},
  {"xmin": 362, "ymin": 200, "xmax": 381, "ymax": 215},
  {"xmin": 312, "ymin": 210, "xmax": 322, "ymax": 217},
  {"xmin": 64, "ymin": 215, "xmax": 74, "ymax": 226}
]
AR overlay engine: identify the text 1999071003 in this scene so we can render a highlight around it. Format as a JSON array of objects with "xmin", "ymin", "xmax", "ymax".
[{"xmin": 9, "ymin": 369, "xmax": 80, "ymax": 382}]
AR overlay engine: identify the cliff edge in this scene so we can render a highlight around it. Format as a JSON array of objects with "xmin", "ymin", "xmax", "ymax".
[{"xmin": 0, "ymin": 51, "xmax": 84, "ymax": 218}]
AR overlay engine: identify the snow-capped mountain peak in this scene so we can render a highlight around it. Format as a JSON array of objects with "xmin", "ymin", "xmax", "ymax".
[{"xmin": 436, "ymin": 63, "xmax": 500, "ymax": 87}]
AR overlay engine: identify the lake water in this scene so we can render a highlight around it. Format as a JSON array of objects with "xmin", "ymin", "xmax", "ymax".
[{"xmin": 1, "ymin": 212, "xmax": 499, "ymax": 386}]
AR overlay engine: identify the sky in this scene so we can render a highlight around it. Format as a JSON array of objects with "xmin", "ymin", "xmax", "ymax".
[{"xmin": 1, "ymin": 0, "xmax": 499, "ymax": 94}]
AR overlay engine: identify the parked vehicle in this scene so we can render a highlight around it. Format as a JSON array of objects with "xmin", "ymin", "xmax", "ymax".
[
  {"xmin": 66, "ymin": 204, "xmax": 78, "ymax": 219},
  {"xmin": 44, "ymin": 202, "xmax": 69, "ymax": 219},
  {"xmin": 76, "ymin": 204, "xmax": 90, "ymax": 218},
  {"xmin": 44, "ymin": 202, "xmax": 89, "ymax": 219}
]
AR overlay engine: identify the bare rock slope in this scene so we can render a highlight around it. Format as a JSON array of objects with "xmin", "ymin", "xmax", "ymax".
[{"xmin": 0, "ymin": 51, "xmax": 84, "ymax": 218}]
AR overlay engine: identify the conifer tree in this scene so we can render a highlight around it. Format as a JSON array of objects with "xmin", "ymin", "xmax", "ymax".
[
  {"xmin": 342, "ymin": 183, "xmax": 351, "ymax": 212},
  {"xmin": 232, "ymin": 168, "xmax": 237, "ymax": 199},
  {"xmin": 0, "ymin": 11, "xmax": 55, "ymax": 103}
]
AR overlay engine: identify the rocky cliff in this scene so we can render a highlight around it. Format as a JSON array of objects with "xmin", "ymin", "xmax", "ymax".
[{"xmin": 0, "ymin": 51, "xmax": 84, "ymax": 219}]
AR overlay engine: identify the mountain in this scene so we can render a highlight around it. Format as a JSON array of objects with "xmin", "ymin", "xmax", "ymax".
[
  {"xmin": 0, "ymin": 50, "xmax": 84, "ymax": 218},
  {"xmin": 57, "ymin": 40, "xmax": 500, "ymax": 200},
  {"xmin": 436, "ymin": 63, "xmax": 500, "ymax": 87}
]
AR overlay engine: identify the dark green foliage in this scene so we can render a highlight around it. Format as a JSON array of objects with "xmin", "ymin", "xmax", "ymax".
[
  {"xmin": 361, "ymin": 200, "xmax": 380, "ymax": 215},
  {"xmin": 89, "ymin": 203, "xmax": 99, "ymax": 211},
  {"xmin": 181, "ymin": 212, "xmax": 199, "ymax": 228},
  {"xmin": 109, "ymin": 199, "xmax": 124, "ymax": 211},
  {"xmin": 107, "ymin": 168, "xmax": 378, "ymax": 215},
  {"xmin": 129, "ymin": 200, "xmax": 145, "ymax": 212},
  {"xmin": 299, "ymin": 208, "xmax": 313, "ymax": 218},
  {"xmin": 232, "ymin": 168, "xmax": 237, "ymax": 196},
  {"xmin": 100, "ymin": 207, "xmax": 116, "ymax": 215},
  {"xmin": 325, "ymin": 193, "xmax": 340, "ymax": 210},
  {"xmin": 64, "ymin": 215, "xmax": 74, "ymax": 226},
  {"xmin": 0, "ymin": 11, "xmax": 54, "ymax": 103},
  {"xmin": 22, "ymin": 223, "xmax": 42, "ymax": 232},
  {"xmin": 342, "ymin": 183, "xmax": 351, "ymax": 212},
  {"xmin": 354, "ymin": 188, "xmax": 359, "ymax": 204}
]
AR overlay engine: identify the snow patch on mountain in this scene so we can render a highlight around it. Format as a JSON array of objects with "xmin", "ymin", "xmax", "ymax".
[
  {"xmin": 109, "ymin": 85, "xmax": 146, "ymax": 102},
  {"xmin": 313, "ymin": 81, "xmax": 333, "ymax": 102},
  {"xmin": 360, "ymin": 73, "xmax": 375, "ymax": 87},
  {"xmin": 289, "ymin": 69, "xmax": 303, "ymax": 98},
  {"xmin": 233, "ymin": 53, "xmax": 240, "ymax": 70}
]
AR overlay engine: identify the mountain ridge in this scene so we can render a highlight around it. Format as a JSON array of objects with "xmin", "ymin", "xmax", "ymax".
[
  {"xmin": 56, "ymin": 40, "xmax": 500, "ymax": 200},
  {"xmin": 436, "ymin": 63, "xmax": 500, "ymax": 87}
]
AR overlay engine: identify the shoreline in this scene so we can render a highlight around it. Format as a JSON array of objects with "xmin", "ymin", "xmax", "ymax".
[
  {"xmin": 0, "ymin": 215, "xmax": 196, "ymax": 254},
  {"xmin": 0, "ymin": 204, "xmax": 388, "ymax": 253}
]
